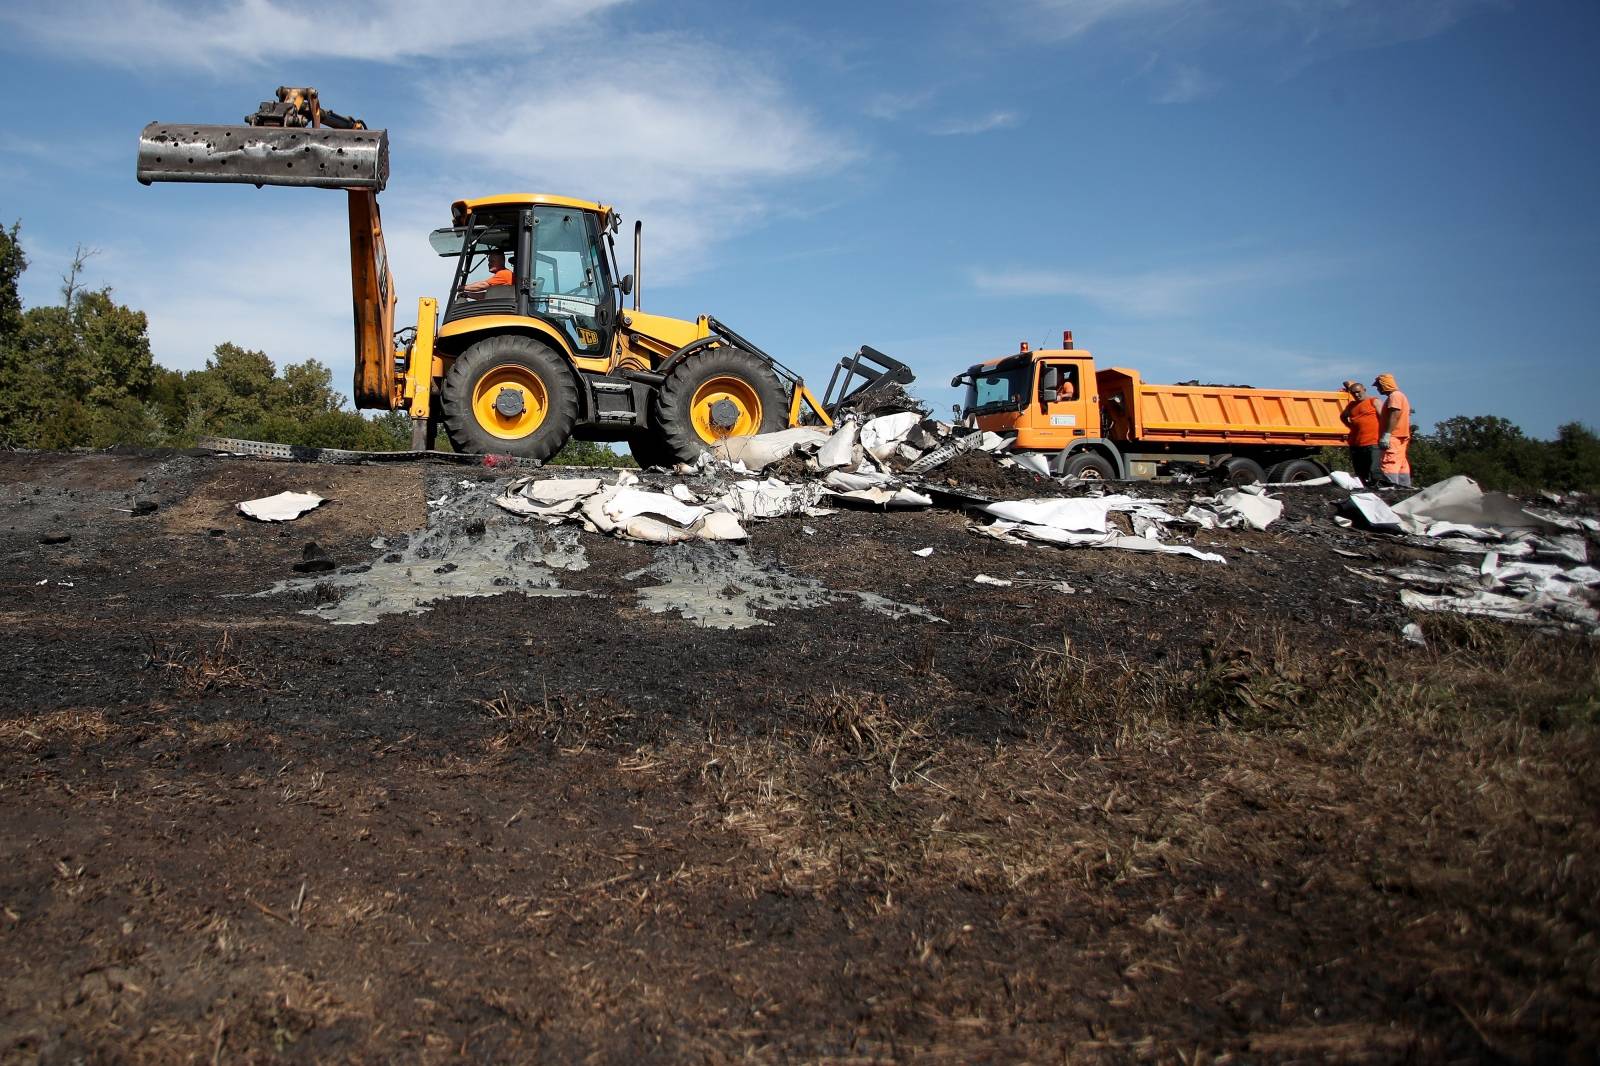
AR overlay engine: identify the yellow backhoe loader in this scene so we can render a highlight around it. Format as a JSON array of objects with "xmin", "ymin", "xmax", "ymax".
[{"xmin": 135, "ymin": 90, "xmax": 913, "ymax": 463}]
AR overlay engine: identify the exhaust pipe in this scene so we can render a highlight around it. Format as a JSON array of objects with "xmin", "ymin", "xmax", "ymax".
[
  {"xmin": 136, "ymin": 122, "xmax": 388, "ymax": 191},
  {"xmin": 632, "ymin": 219, "xmax": 642, "ymax": 311}
]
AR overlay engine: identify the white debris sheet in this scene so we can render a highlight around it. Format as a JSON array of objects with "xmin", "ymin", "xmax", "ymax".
[
  {"xmin": 1324, "ymin": 475, "xmax": 1600, "ymax": 631},
  {"xmin": 238, "ymin": 490, "xmax": 325, "ymax": 522}
]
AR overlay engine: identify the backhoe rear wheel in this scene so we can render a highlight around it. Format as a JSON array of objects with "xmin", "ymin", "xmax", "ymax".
[
  {"xmin": 656, "ymin": 346, "xmax": 787, "ymax": 462},
  {"xmin": 440, "ymin": 335, "xmax": 579, "ymax": 460}
]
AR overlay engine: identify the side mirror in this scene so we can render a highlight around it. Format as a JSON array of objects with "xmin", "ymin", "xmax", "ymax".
[
  {"xmin": 949, "ymin": 375, "xmax": 964, "ymax": 388},
  {"xmin": 1039, "ymin": 388, "xmax": 1059, "ymax": 403},
  {"xmin": 951, "ymin": 403, "xmax": 962, "ymax": 419},
  {"xmin": 618, "ymin": 274, "xmax": 634, "ymax": 296}
]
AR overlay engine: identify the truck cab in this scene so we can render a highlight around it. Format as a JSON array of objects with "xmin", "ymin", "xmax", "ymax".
[
  {"xmin": 953, "ymin": 333, "xmax": 1101, "ymax": 453},
  {"xmin": 954, "ymin": 330, "xmax": 1346, "ymax": 483}
]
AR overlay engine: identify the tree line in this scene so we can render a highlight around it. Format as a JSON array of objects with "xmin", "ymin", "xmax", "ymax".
[
  {"xmin": 0, "ymin": 221, "xmax": 410, "ymax": 452},
  {"xmin": 1, "ymin": 221, "xmax": 1594, "ymax": 488}
]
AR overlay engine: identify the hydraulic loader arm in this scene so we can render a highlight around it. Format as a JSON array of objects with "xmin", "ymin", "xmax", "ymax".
[
  {"xmin": 136, "ymin": 96, "xmax": 400, "ymax": 410},
  {"xmin": 347, "ymin": 189, "xmax": 399, "ymax": 409}
]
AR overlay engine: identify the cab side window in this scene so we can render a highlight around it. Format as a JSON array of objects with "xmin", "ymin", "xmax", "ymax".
[{"xmin": 532, "ymin": 207, "xmax": 606, "ymax": 355}]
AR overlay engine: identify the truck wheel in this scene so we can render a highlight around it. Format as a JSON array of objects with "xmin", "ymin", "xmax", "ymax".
[
  {"xmin": 656, "ymin": 346, "xmax": 787, "ymax": 461},
  {"xmin": 626, "ymin": 429, "xmax": 679, "ymax": 470},
  {"xmin": 440, "ymin": 335, "xmax": 579, "ymax": 460},
  {"xmin": 1267, "ymin": 458, "xmax": 1326, "ymax": 483},
  {"xmin": 1064, "ymin": 452, "xmax": 1116, "ymax": 480},
  {"xmin": 1221, "ymin": 457, "xmax": 1266, "ymax": 485}
]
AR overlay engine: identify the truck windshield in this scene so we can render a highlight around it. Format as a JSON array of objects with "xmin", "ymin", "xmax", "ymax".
[{"xmin": 965, "ymin": 364, "xmax": 1031, "ymax": 413}]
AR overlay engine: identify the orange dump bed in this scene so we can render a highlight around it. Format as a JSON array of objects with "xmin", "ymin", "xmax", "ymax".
[{"xmin": 1097, "ymin": 367, "xmax": 1347, "ymax": 447}]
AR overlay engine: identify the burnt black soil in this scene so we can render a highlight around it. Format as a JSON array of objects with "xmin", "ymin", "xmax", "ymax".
[{"xmin": 1, "ymin": 450, "xmax": 1596, "ymax": 1063}]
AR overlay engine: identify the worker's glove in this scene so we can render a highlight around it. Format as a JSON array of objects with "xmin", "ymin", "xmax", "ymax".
[{"xmin": 1379, "ymin": 433, "xmax": 1392, "ymax": 450}]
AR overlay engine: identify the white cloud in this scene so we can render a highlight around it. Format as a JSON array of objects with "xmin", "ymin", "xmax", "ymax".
[
  {"xmin": 974, "ymin": 256, "xmax": 1330, "ymax": 317},
  {"xmin": 930, "ymin": 111, "xmax": 1021, "ymax": 136},
  {"xmin": 423, "ymin": 36, "xmax": 856, "ymax": 280},
  {"xmin": 0, "ymin": 0, "xmax": 629, "ymax": 68}
]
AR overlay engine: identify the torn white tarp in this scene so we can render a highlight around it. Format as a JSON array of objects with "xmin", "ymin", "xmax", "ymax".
[
  {"xmin": 814, "ymin": 421, "xmax": 860, "ymax": 472},
  {"xmin": 1391, "ymin": 475, "xmax": 1559, "ymax": 532},
  {"xmin": 860, "ymin": 412, "xmax": 923, "ymax": 460},
  {"xmin": 603, "ymin": 487, "xmax": 709, "ymax": 527},
  {"xmin": 823, "ymin": 469, "xmax": 898, "ymax": 492},
  {"xmin": 520, "ymin": 477, "xmax": 603, "ymax": 504},
  {"xmin": 711, "ymin": 428, "xmax": 830, "ymax": 470},
  {"xmin": 830, "ymin": 486, "xmax": 934, "ymax": 509},
  {"xmin": 1347, "ymin": 492, "xmax": 1404, "ymax": 532},
  {"xmin": 983, "ymin": 497, "xmax": 1111, "ymax": 533},
  {"xmin": 1097, "ymin": 535, "xmax": 1227, "ymax": 564},
  {"xmin": 1215, "ymin": 488, "xmax": 1284, "ymax": 531},
  {"xmin": 1012, "ymin": 453, "xmax": 1053, "ymax": 477},
  {"xmin": 238, "ymin": 491, "xmax": 325, "ymax": 522}
]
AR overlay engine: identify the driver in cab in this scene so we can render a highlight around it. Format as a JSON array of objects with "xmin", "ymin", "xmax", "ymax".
[{"xmin": 459, "ymin": 251, "xmax": 513, "ymax": 301}]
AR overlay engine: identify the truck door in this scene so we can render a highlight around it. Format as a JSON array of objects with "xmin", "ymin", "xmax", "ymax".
[{"xmin": 1032, "ymin": 360, "xmax": 1088, "ymax": 450}]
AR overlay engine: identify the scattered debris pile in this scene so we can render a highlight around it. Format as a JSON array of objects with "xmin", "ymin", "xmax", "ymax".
[
  {"xmin": 1339, "ymin": 475, "xmax": 1600, "ymax": 632},
  {"xmin": 238, "ymin": 408, "xmax": 1595, "ymax": 635}
]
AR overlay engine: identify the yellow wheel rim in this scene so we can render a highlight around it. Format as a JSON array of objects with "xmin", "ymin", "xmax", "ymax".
[
  {"xmin": 689, "ymin": 375, "xmax": 763, "ymax": 443},
  {"xmin": 471, "ymin": 363, "xmax": 548, "ymax": 440}
]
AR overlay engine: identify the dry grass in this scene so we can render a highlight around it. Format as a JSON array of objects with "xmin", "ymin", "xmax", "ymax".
[
  {"xmin": 143, "ymin": 630, "xmax": 270, "ymax": 695},
  {"xmin": 1020, "ymin": 614, "xmax": 1600, "ymax": 743},
  {"xmin": 479, "ymin": 689, "xmax": 644, "ymax": 754}
]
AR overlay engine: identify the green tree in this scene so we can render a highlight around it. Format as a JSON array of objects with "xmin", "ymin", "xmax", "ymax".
[
  {"xmin": 1546, "ymin": 423, "xmax": 1600, "ymax": 493},
  {"xmin": 0, "ymin": 221, "xmax": 24, "ymax": 341}
]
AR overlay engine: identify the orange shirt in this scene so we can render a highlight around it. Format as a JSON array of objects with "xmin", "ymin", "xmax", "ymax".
[
  {"xmin": 1343, "ymin": 397, "xmax": 1380, "ymax": 447},
  {"xmin": 486, "ymin": 267, "xmax": 513, "ymax": 288},
  {"xmin": 1380, "ymin": 390, "xmax": 1411, "ymax": 438}
]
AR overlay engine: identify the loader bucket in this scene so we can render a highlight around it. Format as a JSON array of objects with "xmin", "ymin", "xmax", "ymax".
[{"xmin": 136, "ymin": 123, "xmax": 388, "ymax": 191}]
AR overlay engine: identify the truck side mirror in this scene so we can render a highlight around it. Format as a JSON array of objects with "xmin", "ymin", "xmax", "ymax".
[
  {"xmin": 618, "ymin": 274, "xmax": 634, "ymax": 296},
  {"xmin": 949, "ymin": 375, "xmax": 964, "ymax": 388},
  {"xmin": 1039, "ymin": 388, "xmax": 1058, "ymax": 403}
]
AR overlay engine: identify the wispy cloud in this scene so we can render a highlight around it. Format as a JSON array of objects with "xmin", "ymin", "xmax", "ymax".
[
  {"xmin": 864, "ymin": 89, "xmax": 935, "ymax": 121},
  {"xmin": 930, "ymin": 111, "xmax": 1021, "ymax": 136},
  {"xmin": 1015, "ymin": 0, "xmax": 1506, "ymax": 59},
  {"xmin": 1023, "ymin": 0, "xmax": 1190, "ymax": 40},
  {"xmin": 974, "ymin": 255, "xmax": 1333, "ymax": 317},
  {"xmin": 1152, "ymin": 62, "xmax": 1220, "ymax": 103},
  {"xmin": 0, "ymin": 0, "xmax": 628, "ymax": 68}
]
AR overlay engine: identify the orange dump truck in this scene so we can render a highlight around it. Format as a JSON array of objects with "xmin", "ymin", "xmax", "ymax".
[{"xmin": 952, "ymin": 331, "xmax": 1348, "ymax": 482}]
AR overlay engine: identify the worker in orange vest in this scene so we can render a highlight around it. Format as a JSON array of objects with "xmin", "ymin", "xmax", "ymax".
[
  {"xmin": 1339, "ymin": 380, "xmax": 1382, "ymax": 486},
  {"xmin": 459, "ymin": 250, "xmax": 514, "ymax": 301},
  {"xmin": 1373, "ymin": 373, "xmax": 1412, "ymax": 488}
]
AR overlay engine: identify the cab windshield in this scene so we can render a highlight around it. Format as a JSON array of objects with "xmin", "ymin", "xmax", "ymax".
[{"xmin": 964, "ymin": 363, "xmax": 1032, "ymax": 414}]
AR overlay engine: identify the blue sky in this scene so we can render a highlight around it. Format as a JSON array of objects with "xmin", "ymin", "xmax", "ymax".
[{"xmin": 2, "ymin": 0, "xmax": 1596, "ymax": 436}]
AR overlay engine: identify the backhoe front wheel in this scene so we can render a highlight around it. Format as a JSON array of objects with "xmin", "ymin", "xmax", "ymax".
[
  {"xmin": 655, "ymin": 347, "xmax": 787, "ymax": 462},
  {"xmin": 440, "ymin": 335, "xmax": 579, "ymax": 460}
]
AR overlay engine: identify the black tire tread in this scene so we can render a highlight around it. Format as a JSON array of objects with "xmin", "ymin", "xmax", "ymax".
[
  {"xmin": 440, "ymin": 335, "xmax": 579, "ymax": 460},
  {"xmin": 655, "ymin": 347, "xmax": 787, "ymax": 462}
]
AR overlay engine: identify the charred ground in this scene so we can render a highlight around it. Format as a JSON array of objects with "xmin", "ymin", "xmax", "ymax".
[{"xmin": 1, "ymin": 450, "xmax": 1596, "ymax": 1063}]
